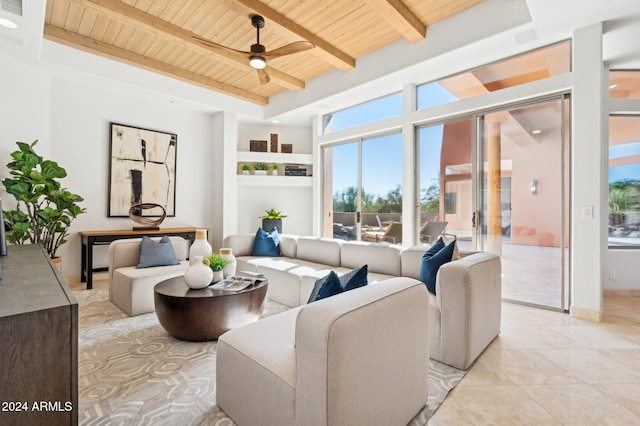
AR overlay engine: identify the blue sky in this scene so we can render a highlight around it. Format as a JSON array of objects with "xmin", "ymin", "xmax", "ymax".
[
  {"xmin": 329, "ymin": 81, "xmax": 640, "ymax": 196},
  {"xmin": 609, "ymin": 141, "xmax": 640, "ymax": 183},
  {"xmin": 328, "ymin": 83, "xmax": 456, "ymax": 199}
]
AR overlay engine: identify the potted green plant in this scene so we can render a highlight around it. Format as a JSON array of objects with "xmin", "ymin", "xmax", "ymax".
[
  {"xmin": 241, "ymin": 163, "xmax": 252, "ymax": 175},
  {"xmin": 2, "ymin": 140, "xmax": 86, "ymax": 268},
  {"xmin": 207, "ymin": 253, "xmax": 229, "ymax": 283},
  {"xmin": 270, "ymin": 163, "xmax": 279, "ymax": 176},
  {"xmin": 259, "ymin": 208, "xmax": 287, "ymax": 233},
  {"xmin": 253, "ymin": 162, "xmax": 268, "ymax": 176}
]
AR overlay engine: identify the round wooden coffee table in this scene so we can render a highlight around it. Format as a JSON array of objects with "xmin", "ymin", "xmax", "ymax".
[{"xmin": 154, "ymin": 275, "xmax": 268, "ymax": 341}]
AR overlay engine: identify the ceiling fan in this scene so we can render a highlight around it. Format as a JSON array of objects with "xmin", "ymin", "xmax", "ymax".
[{"xmin": 193, "ymin": 15, "xmax": 315, "ymax": 84}]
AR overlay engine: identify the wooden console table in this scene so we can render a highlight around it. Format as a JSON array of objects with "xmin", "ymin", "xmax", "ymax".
[{"xmin": 80, "ymin": 227, "xmax": 199, "ymax": 289}]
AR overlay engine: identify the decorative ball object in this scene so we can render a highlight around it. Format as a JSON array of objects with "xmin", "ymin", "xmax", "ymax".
[
  {"xmin": 184, "ymin": 257, "xmax": 214, "ymax": 289},
  {"xmin": 128, "ymin": 203, "xmax": 167, "ymax": 227}
]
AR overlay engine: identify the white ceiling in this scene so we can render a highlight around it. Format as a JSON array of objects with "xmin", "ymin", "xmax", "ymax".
[{"xmin": 1, "ymin": 0, "xmax": 640, "ymax": 126}]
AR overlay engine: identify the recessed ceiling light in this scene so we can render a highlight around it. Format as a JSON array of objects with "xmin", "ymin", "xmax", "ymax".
[
  {"xmin": 0, "ymin": 18, "xmax": 18, "ymax": 29},
  {"xmin": 531, "ymin": 129, "xmax": 541, "ymax": 135},
  {"xmin": 609, "ymin": 84, "xmax": 618, "ymax": 90},
  {"xmin": 271, "ymin": 120, "xmax": 280, "ymax": 124}
]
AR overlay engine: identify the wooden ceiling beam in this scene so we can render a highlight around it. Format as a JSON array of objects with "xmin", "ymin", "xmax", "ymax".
[
  {"xmin": 226, "ymin": 0, "xmax": 356, "ymax": 71},
  {"xmin": 44, "ymin": 25, "xmax": 269, "ymax": 105},
  {"xmin": 67, "ymin": 0, "xmax": 305, "ymax": 91},
  {"xmin": 365, "ymin": 0, "xmax": 426, "ymax": 42}
]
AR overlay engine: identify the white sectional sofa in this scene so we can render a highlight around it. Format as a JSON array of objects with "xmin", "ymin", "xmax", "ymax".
[
  {"xmin": 223, "ymin": 233, "xmax": 502, "ymax": 370},
  {"xmin": 217, "ymin": 277, "xmax": 430, "ymax": 426}
]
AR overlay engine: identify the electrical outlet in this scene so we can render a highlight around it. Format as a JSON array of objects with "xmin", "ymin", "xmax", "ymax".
[{"xmin": 609, "ymin": 270, "xmax": 616, "ymax": 281}]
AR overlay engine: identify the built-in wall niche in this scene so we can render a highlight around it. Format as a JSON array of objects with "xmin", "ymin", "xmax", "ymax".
[
  {"xmin": 236, "ymin": 152, "xmax": 313, "ymax": 186},
  {"xmin": 247, "ymin": 133, "xmax": 297, "ymax": 154},
  {"xmin": 236, "ymin": 161, "xmax": 313, "ymax": 177},
  {"xmin": 237, "ymin": 125, "xmax": 313, "ymax": 186}
]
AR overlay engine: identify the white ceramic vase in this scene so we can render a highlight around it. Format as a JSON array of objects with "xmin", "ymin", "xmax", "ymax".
[
  {"xmin": 220, "ymin": 248, "xmax": 237, "ymax": 278},
  {"xmin": 184, "ymin": 256, "xmax": 214, "ymax": 289},
  {"xmin": 189, "ymin": 229, "xmax": 212, "ymax": 265}
]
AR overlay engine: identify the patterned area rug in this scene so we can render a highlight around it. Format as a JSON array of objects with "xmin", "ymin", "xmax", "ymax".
[{"xmin": 75, "ymin": 289, "xmax": 466, "ymax": 425}]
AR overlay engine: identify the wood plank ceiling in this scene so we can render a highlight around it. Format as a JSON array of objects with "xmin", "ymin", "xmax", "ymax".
[{"xmin": 44, "ymin": 0, "xmax": 485, "ymax": 106}]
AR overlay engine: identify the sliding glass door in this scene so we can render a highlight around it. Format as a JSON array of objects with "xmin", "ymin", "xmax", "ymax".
[
  {"xmin": 417, "ymin": 119, "xmax": 474, "ymax": 251},
  {"xmin": 416, "ymin": 98, "xmax": 570, "ymax": 310},
  {"xmin": 478, "ymin": 98, "xmax": 569, "ymax": 310},
  {"xmin": 324, "ymin": 132, "xmax": 403, "ymax": 242}
]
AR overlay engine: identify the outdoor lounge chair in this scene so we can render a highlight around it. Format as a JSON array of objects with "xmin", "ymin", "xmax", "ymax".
[
  {"xmin": 419, "ymin": 221, "xmax": 449, "ymax": 243},
  {"xmin": 363, "ymin": 221, "xmax": 402, "ymax": 244}
]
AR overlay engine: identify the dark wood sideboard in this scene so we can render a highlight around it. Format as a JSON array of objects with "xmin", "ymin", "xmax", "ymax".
[{"xmin": 0, "ymin": 245, "xmax": 78, "ymax": 425}]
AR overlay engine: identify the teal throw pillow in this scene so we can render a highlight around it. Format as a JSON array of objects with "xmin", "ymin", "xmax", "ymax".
[
  {"xmin": 308, "ymin": 265, "xmax": 368, "ymax": 303},
  {"xmin": 419, "ymin": 240, "xmax": 456, "ymax": 294},
  {"xmin": 137, "ymin": 236, "xmax": 179, "ymax": 268},
  {"xmin": 251, "ymin": 227, "xmax": 281, "ymax": 256}
]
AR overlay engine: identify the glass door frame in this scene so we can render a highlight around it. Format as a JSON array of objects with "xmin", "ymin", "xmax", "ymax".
[
  {"xmin": 414, "ymin": 94, "xmax": 571, "ymax": 312},
  {"xmin": 475, "ymin": 94, "xmax": 570, "ymax": 312}
]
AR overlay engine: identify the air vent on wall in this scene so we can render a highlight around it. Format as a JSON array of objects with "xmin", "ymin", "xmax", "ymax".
[{"xmin": 1, "ymin": 0, "xmax": 22, "ymax": 16}]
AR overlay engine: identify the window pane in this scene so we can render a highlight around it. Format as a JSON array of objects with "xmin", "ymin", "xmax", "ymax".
[
  {"xmin": 417, "ymin": 119, "xmax": 473, "ymax": 246},
  {"xmin": 323, "ymin": 92, "xmax": 403, "ymax": 133},
  {"xmin": 609, "ymin": 71, "xmax": 640, "ymax": 99},
  {"xmin": 325, "ymin": 142, "xmax": 359, "ymax": 240},
  {"xmin": 361, "ymin": 133, "xmax": 404, "ymax": 244},
  {"xmin": 609, "ymin": 115, "xmax": 640, "ymax": 247},
  {"xmin": 417, "ymin": 40, "xmax": 571, "ymax": 110}
]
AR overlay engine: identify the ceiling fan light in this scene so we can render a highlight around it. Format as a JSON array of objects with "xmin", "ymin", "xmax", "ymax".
[{"xmin": 249, "ymin": 56, "xmax": 266, "ymax": 69}]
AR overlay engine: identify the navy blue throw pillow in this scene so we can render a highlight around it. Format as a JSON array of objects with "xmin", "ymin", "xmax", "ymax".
[
  {"xmin": 137, "ymin": 236, "xmax": 179, "ymax": 268},
  {"xmin": 424, "ymin": 237, "xmax": 445, "ymax": 257},
  {"xmin": 419, "ymin": 240, "xmax": 456, "ymax": 294},
  {"xmin": 308, "ymin": 265, "xmax": 368, "ymax": 303},
  {"xmin": 315, "ymin": 271, "xmax": 343, "ymax": 300},
  {"xmin": 251, "ymin": 227, "xmax": 281, "ymax": 256},
  {"xmin": 341, "ymin": 264, "xmax": 368, "ymax": 291}
]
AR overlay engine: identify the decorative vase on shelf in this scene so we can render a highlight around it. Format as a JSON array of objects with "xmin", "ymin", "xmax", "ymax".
[
  {"xmin": 184, "ymin": 257, "xmax": 214, "ymax": 289},
  {"xmin": 189, "ymin": 229, "xmax": 212, "ymax": 265},
  {"xmin": 220, "ymin": 248, "xmax": 237, "ymax": 278}
]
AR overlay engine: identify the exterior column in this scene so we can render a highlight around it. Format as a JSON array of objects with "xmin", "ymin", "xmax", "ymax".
[{"xmin": 487, "ymin": 122, "xmax": 502, "ymax": 255}]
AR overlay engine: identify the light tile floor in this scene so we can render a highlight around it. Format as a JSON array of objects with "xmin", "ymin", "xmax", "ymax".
[
  {"xmin": 429, "ymin": 296, "xmax": 640, "ymax": 425},
  {"xmin": 71, "ymin": 276, "xmax": 640, "ymax": 425}
]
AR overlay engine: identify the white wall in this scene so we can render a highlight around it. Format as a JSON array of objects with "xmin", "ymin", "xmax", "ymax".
[
  {"xmin": 605, "ymin": 250, "xmax": 640, "ymax": 290},
  {"xmin": 0, "ymin": 52, "xmax": 50, "ymax": 179},
  {"xmin": 1, "ymin": 50, "xmax": 217, "ymax": 280}
]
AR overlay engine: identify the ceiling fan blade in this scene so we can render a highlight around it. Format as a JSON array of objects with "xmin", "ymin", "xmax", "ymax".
[
  {"xmin": 192, "ymin": 36, "xmax": 250, "ymax": 58},
  {"xmin": 257, "ymin": 68, "xmax": 271, "ymax": 84},
  {"xmin": 264, "ymin": 41, "xmax": 315, "ymax": 58}
]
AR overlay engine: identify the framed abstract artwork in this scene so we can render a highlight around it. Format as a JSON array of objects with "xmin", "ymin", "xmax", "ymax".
[{"xmin": 108, "ymin": 122, "xmax": 177, "ymax": 217}]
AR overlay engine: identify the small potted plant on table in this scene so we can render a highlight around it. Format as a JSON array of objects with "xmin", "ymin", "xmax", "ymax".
[{"xmin": 207, "ymin": 254, "xmax": 229, "ymax": 283}]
